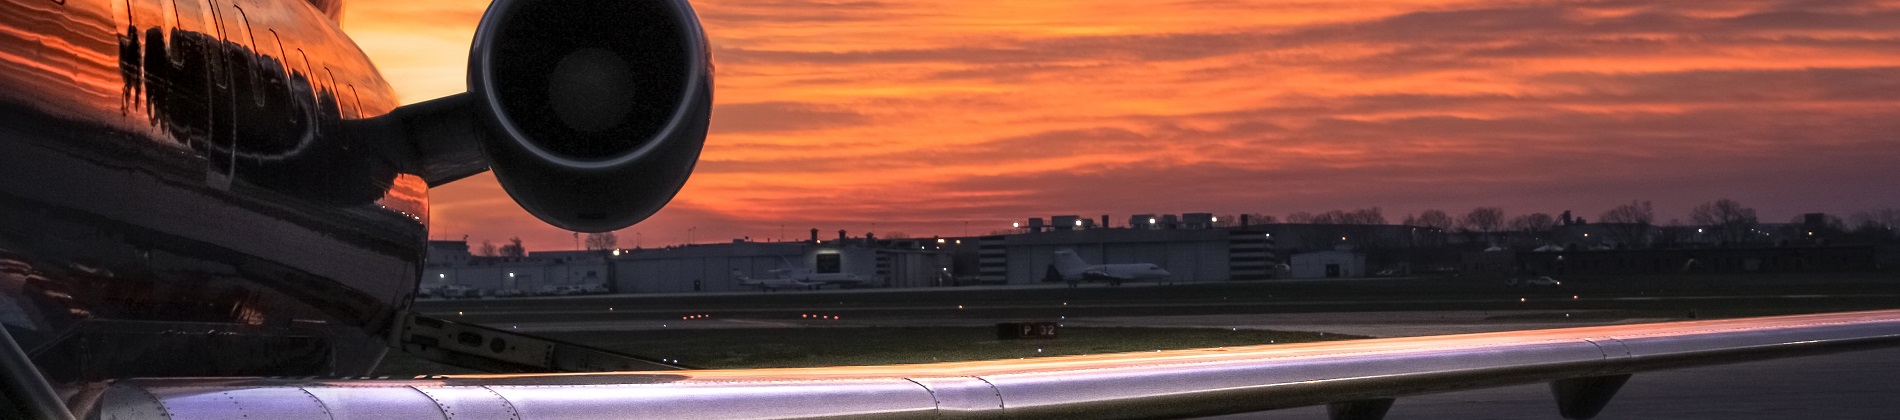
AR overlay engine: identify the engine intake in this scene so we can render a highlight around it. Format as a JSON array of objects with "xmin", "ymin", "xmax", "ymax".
[{"xmin": 467, "ymin": 0, "xmax": 712, "ymax": 232}]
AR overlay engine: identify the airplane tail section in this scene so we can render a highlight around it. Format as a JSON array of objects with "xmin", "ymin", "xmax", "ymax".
[{"xmin": 1053, "ymin": 249, "xmax": 1090, "ymax": 276}]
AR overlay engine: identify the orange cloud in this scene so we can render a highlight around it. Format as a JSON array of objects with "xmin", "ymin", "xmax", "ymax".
[{"xmin": 346, "ymin": 0, "xmax": 1900, "ymax": 250}]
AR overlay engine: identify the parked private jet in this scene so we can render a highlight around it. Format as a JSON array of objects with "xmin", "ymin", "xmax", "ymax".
[
  {"xmin": 758, "ymin": 257, "xmax": 872, "ymax": 289},
  {"xmin": 730, "ymin": 269, "xmax": 816, "ymax": 291},
  {"xmin": 1052, "ymin": 249, "xmax": 1171, "ymax": 286}
]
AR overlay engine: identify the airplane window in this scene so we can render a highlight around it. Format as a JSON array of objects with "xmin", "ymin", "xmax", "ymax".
[
  {"xmin": 268, "ymin": 30, "xmax": 297, "ymax": 125},
  {"xmin": 204, "ymin": 0, "xmax": 228, "ymax": 89},
  {"xmin": 296, "ymin": 48, "xmax": 327, "ymax": 131},
  {"xmin": 231, "ymin": 5, "xmax": 264, "ymax": 106},
  {"xmin": 347, "ymin": 85, "xmax": 363, "ymax": 119},
  {"xmin": 319, "ymin": 67, "xmax": 345, "ymax": 122},
  {"xmin": 157, "ymin": 0, "xmax": 175, "ymax": 31},
  {"xmin": 324, "ymin": 67, "xmax": 344, "ymax": 113},
  {"xmin": 296, "ymin": 48, "xmax": 314, "ymax": 97},
  {"xmin": 161, "ymin": 1, "xmax": 182, "ymax": 67}
]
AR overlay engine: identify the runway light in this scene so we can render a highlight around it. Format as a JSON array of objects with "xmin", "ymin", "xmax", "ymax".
[
  {"xmin": 958, "ymin": 305, "xmax": 964, "ymax": 309},
  {"xmin": 1075, "ymin": 220, "xmax": 1083, "ymax": 226},
  {"xmin": 457, "ymin": 311, "xmax": 463, "ymax": 316},
  {"xmin": 1520, "ymin": 298, "xmax": 1527, "ymax": 302},
  {"xmin": 438, "ymin": 274, "xmax": 446, "ymax": 279},
  {"xmin": 1573, "ymin": 296, "xmax": 1579, "ymax": 300},
  {"xmin": 612, "ymin": 249, "xmax": 622, "ymax": 256},
  {"xmin": 937, "ymin": 238, "xmax": 946, "ymax": 244},
  {"xmin": 1012, "ymin": 222, "xmax": 1020, "ymax": 228}
]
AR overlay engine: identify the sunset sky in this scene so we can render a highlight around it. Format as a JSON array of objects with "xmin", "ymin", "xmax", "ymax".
[{"xmin": 342, "ymin": 0, "xmax": 1900, "ymax": 250}]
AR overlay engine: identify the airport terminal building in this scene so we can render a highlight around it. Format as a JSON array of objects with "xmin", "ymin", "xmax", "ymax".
[
  {"xmin": 424, "ymin": 232, "xmax": 955, "ymax": 295},
  {"xmin": 970, "ymin": 224, "xmax": 1275, "ymax": 284},
  {"xmin": 423, "ymin": 213, "xmax": 1417, "ymax": 295}
]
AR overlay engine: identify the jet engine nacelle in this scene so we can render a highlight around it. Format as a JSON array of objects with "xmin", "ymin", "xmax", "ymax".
[{"xmin": 467, "ymin": 0, "xmax": 712, "ymax": 232}]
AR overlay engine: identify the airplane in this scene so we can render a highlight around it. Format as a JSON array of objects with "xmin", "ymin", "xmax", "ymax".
[
  {"xmin": 746, "ymin": 256, "xmax": 872, "ymax": 289},
  {"xmin": 730, "ymin": 269, "xmax": 816, "ymax": 292},
  {"xmin": 1, "ymin": 0, "xmax": 712, "ymax": 416},
  {"xmin": 1052, "ymin": 249, "xmax": 1171, "ymax": 286},
  {"xmin": 0, "ymin": 0, "xmax": 1896, "ymax": 419}
]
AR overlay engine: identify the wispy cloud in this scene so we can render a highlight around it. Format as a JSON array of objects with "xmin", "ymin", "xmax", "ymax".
[{"xmin": 346, "ymin": 0, "xmax": 1900, "ymax": 249}]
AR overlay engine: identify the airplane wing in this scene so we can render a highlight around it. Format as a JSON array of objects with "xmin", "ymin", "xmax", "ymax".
[{"xmin": 78, "ymin": 310, "xmax": 1900, "ymax": 419}]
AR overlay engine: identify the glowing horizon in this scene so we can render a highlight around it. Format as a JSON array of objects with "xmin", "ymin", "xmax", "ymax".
[{"xmin": 344, "ymin": 0, "xmax": 1900, "ymax": 250}]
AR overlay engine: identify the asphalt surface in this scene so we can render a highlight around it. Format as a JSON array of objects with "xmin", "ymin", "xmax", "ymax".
[
  {"xmin": 419, "ymin": 277, "xmax": 1900, "ymax": 325},
  {"xmin": 420, "ymin": 276, "xmax": 1900, "ymax": 419}
]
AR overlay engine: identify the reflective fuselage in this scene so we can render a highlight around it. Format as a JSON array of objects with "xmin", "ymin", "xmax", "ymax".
[{"xmin": 0, "ymin": 0, "xmax": 422, "ymax": 391}]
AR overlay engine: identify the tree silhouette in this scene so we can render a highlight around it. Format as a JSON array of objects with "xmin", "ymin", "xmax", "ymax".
[
  {"xmin": 1285, "ymin": 211, "xmax": 1316, "ymax": 223},
  {"xmin": 1691, "ymin": 199, "xmax": 1758, "ymax": 244},
  {"xmin": 1599, "ymin": 200, "xmax": 1655, "ymax": 248},
  {"xmin": 1412, "ymin": 210, "xmax": 1454, "ymax": 231},
  {"xmin": 1510, "ymin": 213, "xmax": 1557, "ymax": 233},
  {"xmin": 500, "ymin": 237, "xmax": 527, "ymax": 257},
  {"xmin": 584, "ymin": 232, "xmax": 618, "ymax": 250},
  {"xmin": 1461, "ymin": 207, "xmax": 1506, "ymax": 244},
  {"xmin": 1244, "ymin": 213, "xmax": 1279, "ymax": 224}
]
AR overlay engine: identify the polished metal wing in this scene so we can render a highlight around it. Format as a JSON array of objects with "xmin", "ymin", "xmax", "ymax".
[{"xmin": 82, "ymin": 310, "xmax": 1900, "ymax": 420}]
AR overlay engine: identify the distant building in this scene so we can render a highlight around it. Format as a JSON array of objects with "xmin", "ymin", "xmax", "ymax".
[
  {"xmin": 974, "ymin": 214, "xmax": 1276, "ymax": 284},
  {"xmin": 1461, "ymin": 246, "xmax": 1879, "ymax": 281},
  {"xmin": 425, "ymin": 237, "xmax": 956, "ymax": 294},
  {"xmin": 1289, "ymin": 251, "xmax": 1367, "ymax": 279},
  {"xmin": 423, "ymin": 241, "xmax": 611, "ymax": 295}
]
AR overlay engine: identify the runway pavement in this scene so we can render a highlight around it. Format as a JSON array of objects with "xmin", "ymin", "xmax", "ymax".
[
  {"xmin": 418, "ymin": 277, "xmax": 1900, "ymax": 326},
  {"xmin": 419, "ymin": 277, "xmax": 1900, "ymax": 419},
  {"xmin": 486, "ymin": 310, "xmax": 1676, "ymax": 338}
]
